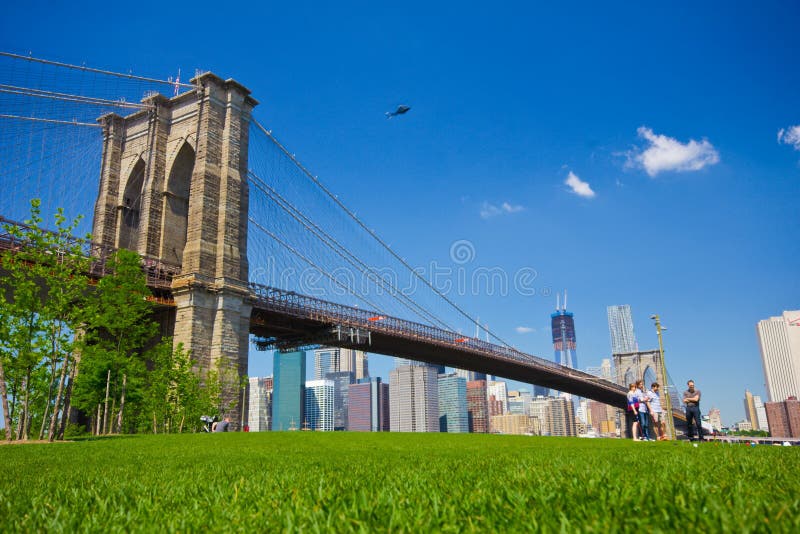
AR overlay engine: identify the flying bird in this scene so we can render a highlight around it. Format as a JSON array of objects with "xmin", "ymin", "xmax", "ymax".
[{"xmin": 385, "ymin": 105, "xmax": 411, "ymax": 119}]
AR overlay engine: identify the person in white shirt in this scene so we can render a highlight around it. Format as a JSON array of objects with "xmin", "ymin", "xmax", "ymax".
[{"xmin": 647, "ymin": 383, "xmax": 665, "ymax": 440}]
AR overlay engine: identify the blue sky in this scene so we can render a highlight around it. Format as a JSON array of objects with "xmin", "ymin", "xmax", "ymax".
[{"xmin": 2, "ymin": 1, "xmax": 799, "ymax": 425}]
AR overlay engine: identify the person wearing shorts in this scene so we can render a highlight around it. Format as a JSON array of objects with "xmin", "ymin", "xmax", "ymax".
[{"xmin": 647, "ymin": 382, "xmax": 665, "ymax": 440}]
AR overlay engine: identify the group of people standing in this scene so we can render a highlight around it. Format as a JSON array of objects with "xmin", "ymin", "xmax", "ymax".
[
  {"xmin": 627, "ymin": 379, "xmax": 704, "ymax": 442},
  {"xmin": 626, "ymin": 380, "xmax": 666, "ymax": 441}
]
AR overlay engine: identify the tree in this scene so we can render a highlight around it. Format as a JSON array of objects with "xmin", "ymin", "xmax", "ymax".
[
  {"xmin": 72, "ymin": 249, "xmax": 156, "ymax": 434},
  {"xmin": 142, "ymin": 340, "xmax": 215, "ymax": 433},
  {"xmin": 0, "ymin": 199, "xmax": 89, "ymax": 441}
]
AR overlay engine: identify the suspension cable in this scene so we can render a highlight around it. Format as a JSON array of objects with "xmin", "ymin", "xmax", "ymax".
[
  {"xmin": 248, "ymin": 170, "xmax": 453, "ymax": 330},
  {"xmin": 252, "ymin": 119, "xmax": 514, "ymax": 347},
  {"xmin": 248, "ymin": 217, "xmax": 386, "ymax": 313},
  {"xmin": 0, "ymin": 51, "xmax": 195, "ymax": 88}
]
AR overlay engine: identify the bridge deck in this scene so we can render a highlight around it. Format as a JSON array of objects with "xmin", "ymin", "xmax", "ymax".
[{"xmin": 248, "ymin": 284, "xmax": 629, "ymax": 409}]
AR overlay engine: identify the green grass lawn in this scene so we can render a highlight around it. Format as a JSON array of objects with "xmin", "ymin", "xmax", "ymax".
[{"xmin": 1, "ymin": 433, "xmax": 798, "ymax": 532}]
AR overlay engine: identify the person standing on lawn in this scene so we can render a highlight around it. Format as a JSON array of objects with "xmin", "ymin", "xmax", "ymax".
[
  {"xmin": 647, "ymin": 382, "xmax": 666, "ymax": 440},
  {"xmin": 683, "ymin": 380, "xmax": 703, "ymax": 441},
  {"xmin": 635, "ymin": 380, "xmax": 652, "ymax": 441},
  {"xmin": 627, "ymin": 383, "xmax": 640, "ymax": 440}
]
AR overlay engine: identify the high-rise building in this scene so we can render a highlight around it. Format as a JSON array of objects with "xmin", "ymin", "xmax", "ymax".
[
  {"xmin": 314, "ymin": 347, "xmax": 369, "ymax": 381},
  {"xmin": 456, "ymin": 368, "xmax": 487, "ymax": 382},
  {"xmin": 547, "ymin": 396, "xmax": 576, "ymax": 437},
  {"xmin": 389, "ymin": 364, "xmax": 439, "ymax": 432},
  {"xmin": 764, "ymin": 397, "xmax": 800, "ymax": 438},
  {"xmin": 757, "ymin": 311, "xmax": 800, "ymax": 402},
  {"xmin": 325, "ymin": 371, "xmax": 355, "ymax": 431},
  {"xmin": 707, "ymin": 407, "xmax": 723, "ymax": 432},
  {"xmin": 487, "ymin": 381, "xmax": 509, "ymax": 414},
  {"xmin": 272, "ymin": 350, "xmax": 306, "ymax": 431},
  {"xmin": 552, "ymin": 291, "xmax": 578, "ymax": 370},
  {"xmin": 247, "ymin": 376, "xmax": 273, "ymax": 432},
  {"xmin": 305, "ymin": 379, "xmax": 334, "ymax": 431},
  {"xmin": 754, "ymin": 395, "xmax": 769, "ymax": 432},
  {"xmin": 466, "ymin": 380, "xmax": 489, "ymax": 433},
  {"xmin": 438, "ymin": 373, "xmax": 468, "ymax": 433},
  {"xmin": 529, "ymin": 396, "xmax": 550, "ymax": 436},
  {"xmin": 743, "ymin": 390, "xmax": 759, "ymax": 430},
  {"xmin": 348, "ymin": 377, "xmax": 390, "ymax": 431},
  {"xmin": 607, "ymin": 304, "xmax": 638, "ymax": 355}
]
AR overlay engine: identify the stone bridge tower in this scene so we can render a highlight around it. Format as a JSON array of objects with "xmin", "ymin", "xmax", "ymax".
[{"xmin": 92, "ymin": 73, "xmax": 258, "ymax": 427}]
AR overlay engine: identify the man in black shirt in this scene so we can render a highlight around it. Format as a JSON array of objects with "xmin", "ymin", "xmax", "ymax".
[{"xmin": 682, "ymin": 380, "xmax": 702, "ymax": 441}]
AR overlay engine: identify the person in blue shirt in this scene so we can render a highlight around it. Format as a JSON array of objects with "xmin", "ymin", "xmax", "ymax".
[{"xmin": 635, "ymin": 380, "xmax": 652, "ymax": 441}]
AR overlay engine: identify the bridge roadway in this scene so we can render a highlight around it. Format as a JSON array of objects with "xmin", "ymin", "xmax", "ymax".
[
  {"xmin": 247, "ymin": 284, "xmax": 628, "ymax": 409},
  {"xmin": 1, "ymin": 216, "xmax": 628, "ymax": 409}
]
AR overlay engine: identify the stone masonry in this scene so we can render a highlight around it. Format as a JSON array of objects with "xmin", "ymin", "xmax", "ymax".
[{"xmin": 92, "ymin": 73, "xmax": 258, "ymax": 428}]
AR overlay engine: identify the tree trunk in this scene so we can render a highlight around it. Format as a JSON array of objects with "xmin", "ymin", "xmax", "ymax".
[
  {"xmin": 0, "ymin": 357, "xmax": 12, "ymax": 441},
  {"xmin": 58, "ymin": 350, "xmax": 80, "ymax": 440},
  {"xmin": 102, "ymin": 369, "xmax": 111, "ymax": 435},
  {"xmin": 108, "ymin": 397, "xmax": 116, "ymax": 435},
  {"xmin": 48, "ymin": 353, "xmax": 70, "ymax": 442},
  {"xmin": 95, "ymin": 404, "xmax": 102, "ymax": 436},
  {"xmin": 39, "ymin": 333, "xmax": 60, "ymax": 440},
  {"xmin": 16, "ymin": 369, "xmax": 31, "ymax": 441},
  {"xmin": 116, "ymin": 374, "xmax": 127, "ymax": 434},
  {"xmin": 179, "ymin": 414, "xmax": 185, "ymax": 434}
]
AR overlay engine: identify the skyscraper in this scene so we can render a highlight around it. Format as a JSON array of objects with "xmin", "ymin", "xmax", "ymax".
[
  {"xmin": 314, "ymin": 347, "xmax": 369, "ymax": 381},
  {"xmin": 607, "ymin": 304, "xmax": 638, "ymax": 355},
  {"xmin": 438, "ymin": 373, "xmax": 468, "ymax": 433},
  {"xmin": 529, "ymin": 396, "xmax": 550, "ymax": 436},
  {"xmin": 466, "ymin": 380, "xmax": 489, "ymax": 433},
  {"xmin": 487, "ymin": 381, "xmax": 509, "ymax": 414},
  {"xmin": 272, "ymin": 350, "xmax": 306, "ymax": 431},
  {"xmin": 389, "ymin": 364, "xmax": 439, "ymax": 432},
  {"xmin": 348, "ymin": 377, "xmax": 390, "ymax": 431},
  {"xmin": 552, "ymin": 291, "xmax": 578, "ymax": 369},
  {"xmin": 547, "ymin": 396, "xmax": 577, "ymax": 437},
  {"xmin": 754, "ymin": 395, "xmax": 769, "ymax": 432},
  {"xmin": 325, "ymin": 371, "xmax": 355, "ymax": 431},
  {"xmin": 756, "ymin": 311, "xmax": 800, "ymax": 402},
  {"xmin": 707, "ymin": 407, "xmax": 723, "ymax": 432},
  {"xmin": 305, "ymin": 379, "xmax": 334, "ymax": 431},
  {"xmin": 248, "ymin": 376, "xmax": 273, "ymax": 432},
  {"xmin": 743, "ymin": 390, "xmax": 759, "ymax": 430}
]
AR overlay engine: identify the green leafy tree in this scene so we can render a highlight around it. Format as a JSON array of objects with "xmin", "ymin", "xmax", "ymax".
[
  {"xmin": 0, "ymin": 199, "xmax": 89, "ymax": 441},
  {"xmin": 72, "ymin": 249, "xmax": 157, "ymax": 434},
  {"xmin": 142, "ymin": 340, "xmax": 215, "ymax": 433}
]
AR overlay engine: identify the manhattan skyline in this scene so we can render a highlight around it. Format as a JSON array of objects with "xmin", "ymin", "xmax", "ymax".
[{"xmin": 1, "ymin": 2, "xmax": 798, "ymax": 426}]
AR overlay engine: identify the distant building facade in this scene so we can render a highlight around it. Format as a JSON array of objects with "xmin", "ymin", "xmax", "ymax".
[
  {"xmin": 272, "ymin": 350, "xmax": 306, "ymax": 431},
  {"xmin": 757, "ymin": 311, "xmax": 800, "ymax": 402},
  {"xmin": 491, "ymin": 414, "xmax": 535, "ymax": 435},
  {"xmin": 707, "ymin": 407, "xmax": 723, "ymax": 432},
  {"xmin": 389, "ymin": 364, "xmax": 439, "ymax": 432},
  {"xmin": 547, "ymin": 396, "xmax": 576, "ymax": 437},
  {"xmin": 325, "ymin": 371, "xmax": 355, "ymax": 431},
  {"xmin": 552, "ymin": 294, "xmax": 578, "ymax": 369},
  {"xmin": 764, "ymin": 397, "xmax": 800, "ymax": 438},
  {"xmin": 754, "ymin": 395, "xmax": 769, "ymax": 432},
  {"xmin": 607, "ymin": 304, "xmax": 638, "ymax": 355},
  {"xmin": 314, "ymin": 348, "xmax": 369, "ymax": 381},
  {"xmin": 438, "ymin": 373, "xmax": 468, "ymax": 433},
  {"xmin": 247, "ymin": 376, "xmax": 273, "ymax": 431},
  {"xmin": 305, "ymin": 379, "xmax": 334, "ymax": 431},
  {"xmin": 466, "ymin": 380, "xmax": 489, "ymax": 433},
  {"xmin": 348, "ymin": 377, "xmax": 390, "ymax": 431},
  {"xmin": 744, "ymin": 390, "xmax": 760, "ymax": 430}
]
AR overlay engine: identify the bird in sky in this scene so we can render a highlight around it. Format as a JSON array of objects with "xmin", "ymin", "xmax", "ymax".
[{"xmin": 385, "ymin": 105, "xmax": 411, "ymax": 119}]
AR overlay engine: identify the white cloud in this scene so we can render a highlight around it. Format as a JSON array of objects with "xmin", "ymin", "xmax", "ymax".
[
  {"xmin": 630, "ymin": 126, "xmax": 719, "ymax": 177},
  {"xmin": 515, "ymin": 326, "xmax": 535, "ymax": 334},
  {"xmin": 480, "ymin": 201, "xmax": 524, "ymax": 219},
  {"xmin": 564, "ymin": 171, "xmax": 596, "ymax": 198},
  {"xmin": 778, "ymin": 125, "xmax": 800, "ymax": 150}
]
